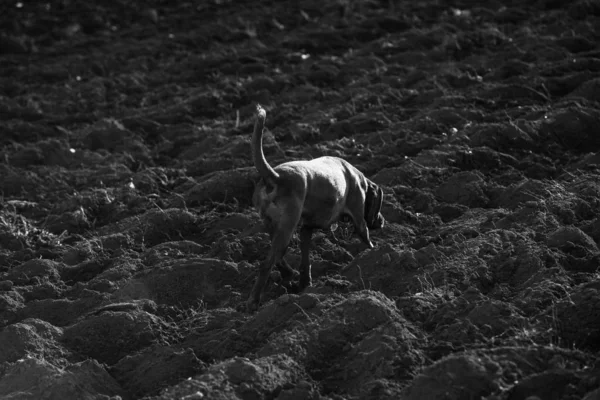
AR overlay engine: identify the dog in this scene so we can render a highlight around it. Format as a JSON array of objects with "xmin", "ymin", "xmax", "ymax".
[{"xmin": 247, "ymin": 105, "xmax": 385, "ymax": 312}]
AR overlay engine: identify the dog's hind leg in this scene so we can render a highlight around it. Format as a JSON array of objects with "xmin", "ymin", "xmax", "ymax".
[
  {"xmin": 299, "ymin": 226, "xmax": 313, "ymax": 290},
  {"xmin": 266, "ymin": 218, "xmax": 298, "ymax": 281},
  {"xmin": 247, "ymin": 203, "xmax": 302, "ymax": 312}
]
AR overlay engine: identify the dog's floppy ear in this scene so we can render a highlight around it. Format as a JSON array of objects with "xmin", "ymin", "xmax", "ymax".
[{"xmin": 365, "ymin": 182, "xmax": 383, "ymax": 229}]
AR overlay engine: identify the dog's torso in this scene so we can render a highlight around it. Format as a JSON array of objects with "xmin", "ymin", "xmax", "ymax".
[{"xmin": 253, "ymin": 156, "xmax": 366, "ymax": 230}]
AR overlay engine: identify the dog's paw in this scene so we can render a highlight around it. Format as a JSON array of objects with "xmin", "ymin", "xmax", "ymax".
[
  {"xmin": 299, "ymin": 276, "xmax": 313, "ymax": 292},
  {"xmin": 270, "ymin": 269, "xmax": 283, "ymax": 283},
  {"xmin": 246, "ymin": 299, "xmax": 260, "ymax": 313}
]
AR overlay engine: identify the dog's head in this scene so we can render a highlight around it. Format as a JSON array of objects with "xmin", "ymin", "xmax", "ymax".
[{"xmin": 365, "ymin": 181, "xmax": 385, "ymax": 230}]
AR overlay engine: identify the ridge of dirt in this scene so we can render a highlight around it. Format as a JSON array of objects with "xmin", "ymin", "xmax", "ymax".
[{"xmin": 1, "ymin": 0, "xmax": 600, "ymax": 399}]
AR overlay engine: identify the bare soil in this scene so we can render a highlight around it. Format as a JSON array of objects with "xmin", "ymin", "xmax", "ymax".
[{"xmin": 1, "ymin": 0, "xmax": 600, "ymax": 399}]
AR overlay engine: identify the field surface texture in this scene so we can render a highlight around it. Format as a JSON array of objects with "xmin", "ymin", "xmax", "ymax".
[{"xmin": 1, "ymin": 0, "xmax": 600, "ymax": 399}]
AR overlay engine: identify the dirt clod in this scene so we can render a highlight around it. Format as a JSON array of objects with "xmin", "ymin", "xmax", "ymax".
[
  {"xmin": 111, "ymin": 345, "xmax": 206, "ymax": 398},
  {"xmin": 147, "ymin": 354, "xmax": 309, "ymax": 400},
  {"xmin": 0, "ymin": 357, "xmax": 125, "ymax": 400},
  {"xmin": 61, "ymin": 310, "xmax": 167, "ymax": 365}
]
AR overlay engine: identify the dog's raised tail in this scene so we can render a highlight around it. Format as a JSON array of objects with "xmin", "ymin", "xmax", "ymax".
[{"xmin": 252, "ymin": 105, "xmax": 280, "ymax": 185}]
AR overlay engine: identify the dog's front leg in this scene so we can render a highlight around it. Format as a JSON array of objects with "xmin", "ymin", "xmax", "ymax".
[
  {"xmin": 347, "ymin": 205, "xmax": 374, "ymax": 248},
  {"xmin": 299, "ymin": 226, "xmax": 313, "ymax": 289},
  {"xmin": 354, "ymin": 218, "xmax": 374, "ymax": 248},
  {"xmin": 345, "ymin": 186, "xmax": 375, "ymax": 248}
]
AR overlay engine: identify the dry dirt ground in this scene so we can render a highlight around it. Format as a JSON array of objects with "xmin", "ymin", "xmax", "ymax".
[{"xmin": 1, "ymin": 0, "xmax": 600, "ymax": 399}]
